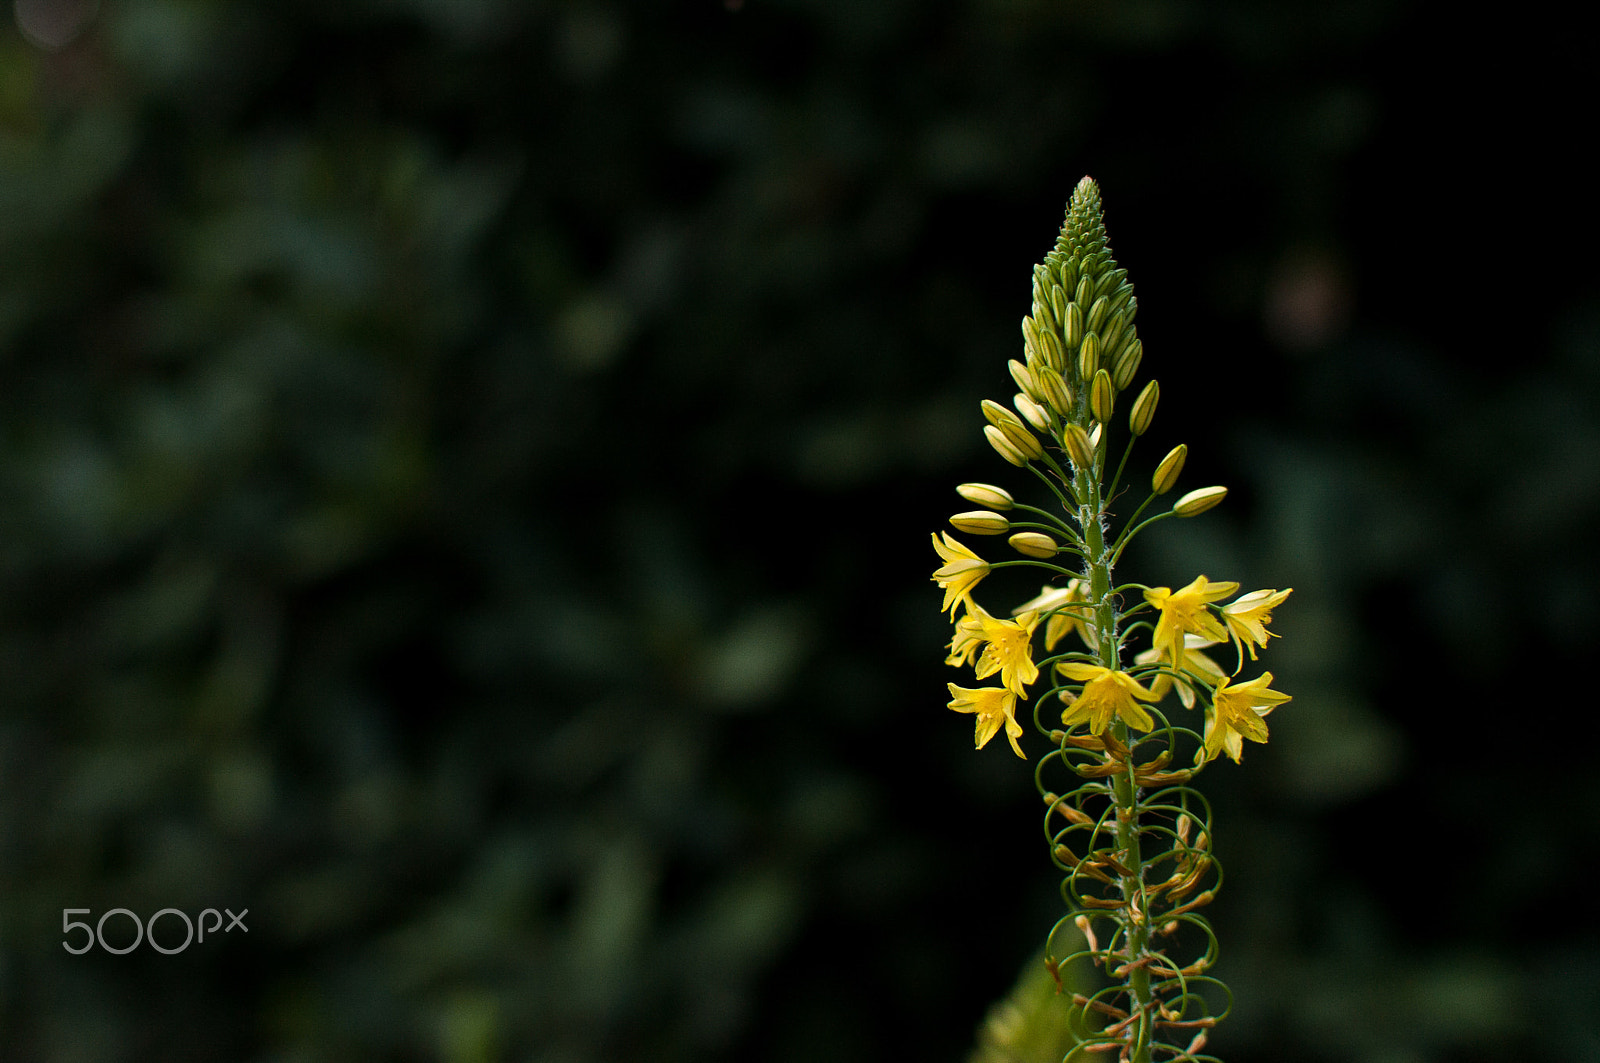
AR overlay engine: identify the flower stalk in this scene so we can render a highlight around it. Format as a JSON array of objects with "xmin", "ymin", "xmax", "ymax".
[{"xmin": 935, "ymin": 178, "xmax": 1292, "ymax": 1062}]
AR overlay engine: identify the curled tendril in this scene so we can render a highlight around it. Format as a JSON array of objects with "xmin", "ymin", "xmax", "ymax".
[{"xmin": 1036, "ymin": 714, "xmax": 1230, "ymax": 1060}]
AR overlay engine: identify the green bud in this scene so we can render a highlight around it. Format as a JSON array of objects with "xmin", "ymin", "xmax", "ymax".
[
  {"xmin": 1129, "ymin": 379, "xmax": 1159, "ymax": 436},
  {"xmin": 1014, "ymin": 392, "xmax": 1051, "ymax": 433},
  {"xmin": 1050, "ymin": 284, "xmax": 1068, "ymax": 328},
  {"xmin": 1063, "ymin": 301, "xmax": 1083, "ymax": 352},
  {"xmin": 1078, "ymin": 332, "xmax": 1100, "ymax": 380},
  {"xmin": 1009, "ymin": 359, "xmax": 1041, "ymax": 403},
  {"xmin": 1063, "ymin": 423, "xmax": 1095, "ymax": 469},
  {"xmin": 1034, "ymin": 364, "xmax": 1073, "ymax": 416},
  {"xmin": 984, "ymin": 424, "xmax": 1029, "ymax": 466},
  {"xmin": 1074, "ymin": 274, "xmax": 1094, "ymax": 309},
  {"xmin": 1021, "ymin": 316, "xmax": 1041, "ymax": 359},
  {"xmin": 1090, "ymin": 368, "xmax": 1114, "ymax": 423},
  {"xmin": 1009, "ymin": 531, "xmax": 1059, "ymax": 559},
  {"xmin": 1086, "ymin": 294, "xmax": 1109, "ymax": 333},
  {"xmin": 950, "ymin": 510, "xmax": 1010, "ymax": 535},
  {"xmin": 1099, "ymin": 310, "xmax": 1126, "ymax": 360},
  {"xmin": 1111, "ymin": 338, "xmax": 1143, "ymax": 390},
  {"xmin": 957, "ymin": 483, "xmax": 1014, "ymax": 510},
  {"xmin": 1106, "ymin": 282, "xmax": 1134, "ymax": 316},
  {"xmin": 1033, "ymin": 297, "xmax": 1058, "ymax": 338},
  {"xmin": 1059, "ymin": 254, "xmax": 1079, "ymax": 295},
  {"xmin": 1037, "ymin": 328, "xmax": 1064, "ymax": 373},
  {"xmin": 1152, "ymin": 443, "xmax": 1187, "ymax": 494},
  {"xmin": 1173, "ymin": 485, "xmax": 1226, "ymax": 517},
  {"xmin": 1095, "ymin": 267, "xmax": 1128, "ymax": 300}
]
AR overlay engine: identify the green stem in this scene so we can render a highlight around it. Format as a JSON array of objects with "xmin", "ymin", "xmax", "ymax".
[{"xmin": 1076, "ymin": 454, "xmax": 1154, "ymax": 1063}]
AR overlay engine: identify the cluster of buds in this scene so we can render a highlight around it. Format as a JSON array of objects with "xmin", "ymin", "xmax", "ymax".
[{"xmin": 930, "ymin": 178, "xmax": 1292, "ymax": 1062}]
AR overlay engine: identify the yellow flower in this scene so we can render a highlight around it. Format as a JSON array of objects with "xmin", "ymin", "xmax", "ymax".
[
  {"xmin": 944, "ymin": 607, "xmax": 986, "ymax": 669},
  {"xmin": 948, "ymin": 683, "xmax": 1025, "ymax": 758},
  {"xmin": 1056, "ymin": 662, "xmax": 1161, "ymax": 734},
  {"xmin": 1144, "ymin": 575, "xmax": 1237, "ymax": 670},
  {"xmin": 1221, "ymin": 588, "xmax": 1292, "ymax": 664},
  {"xmin": 1133, "ymin": 634, "xmax": 1226, "ymax": 709},
  {"xmin": 1014, "ymin": 581, "xmax": 1096, "ymax": 651},
  {"xmin": 931, "ymin": 532, "xmax": 990, "ymax": 616},
  {"xmin": 971, "ymin": 606, "xmax": 1041, "ymax": 695},
  {"xmin": 1201, "ymin": 672, "xmax": 1292, "ymax": 764}
]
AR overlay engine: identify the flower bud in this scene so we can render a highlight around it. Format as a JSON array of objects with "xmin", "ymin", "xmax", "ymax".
[
  {"xmin": 1152, "ymin": 444, "xmax": 1187, "ymax": 494},
  {"xmin": 1077, "ymin": 332, "xmax": 1100, "ymax": 380},
  {"xmin": 1106, "ymin": 283, "xmax": 1134, "ymax": 316},
  {"xmin": 1089, "ymin": 368, "xmax": 1114, "ymax": 423},
  {"xmin": 1095, "ymin": 267, "xmax": 1127, "ymax": 300},
  {"xmin": 1032, "ymin": 296, "xmax": 1058, "ymax": 337},
  {"xmin": 1099, "ymin": 310, "xmax": 1126, "ymax": 360},
  {"xmin": 999, "ymin": 418, "xmax": 1046, "ymax": 461},
  {"xmin": 1050, "ymin": 284, "xmax": 1068, "ymax": 328},
  {"xmin": 1014, "ymin": 392, "xmax": 1050, "ymax": 432},
  {"xmin": 1009, "ymin": 531, "xmax": 1058, "ymax": 558},
  {"xmin": 1111, "ymin": 337, "xmax": 1143, "ymax": 390},
  {"xmin": 950, "ymin": 510, "xmax": 1010, "ymax": 535},
  {"xmin": 957, "ymin": 483, "xmax": 1014, "ymax": 510},
  {"xmin": 1021, "ymin": 316, "xmax": 1040, "ymax": 358},
  {"xmin": 1034, "ymin": 364, "xmax": 1073, "ymax": 416},
  {"xmin": 1062, "ymin": 301, "xmax": 1083, "ymax": 352},
  {"xmin": 1063, "ymin": 423, "xmax": 1095, "ymax": 469},
  {"xmin": 1085, "ymin": 294, "xmax": 1109, "ymax": 333},
  {"xmin": 1036, "ymin": 328, "xmax": 1064, "ymax": 372},
  {"xmin": 1088, "ymin": 422, "xmax": 1103, "ymax": 450},
  {"xmin": 984, "ymin": 424, "xmax": 1028, "ymax": 466},
  {"xmin": 1059, "ymin": 254, "xmax": 1080, "ymax": 295},
  {"xmin": 1129, "ymin": 379, "xmax": 1159, "ymax": 436},
  {"xmin": 981, "ymin": 398, "xmax": 1020, "ymax": 431},
  {"xmin": 1173, "ymin": 485, "xmax": 1227, "ymax": 517},
  {"xmin": 1074, "ymin": 274, "xmax": 1094, "ymax": 309},
  {"xmin": 1009, "ymin": 359, "xmax": 1041, "ymax": 403}
]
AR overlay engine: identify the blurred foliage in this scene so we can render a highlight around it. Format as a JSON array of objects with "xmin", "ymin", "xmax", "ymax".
[{"xmin": 0, "ymin": 0, "xmax": 1597, "ymax": 1061}]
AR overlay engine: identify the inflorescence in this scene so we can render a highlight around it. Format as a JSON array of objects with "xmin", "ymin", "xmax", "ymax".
[{"xmin": 933, "ymin": 177, "xmax": 1292, "ymax": 1063}]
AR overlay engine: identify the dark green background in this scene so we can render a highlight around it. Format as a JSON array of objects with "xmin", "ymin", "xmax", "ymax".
[{"xmin": 2, "ymin": 1, "xmax": 1596, "ymax": 1060}]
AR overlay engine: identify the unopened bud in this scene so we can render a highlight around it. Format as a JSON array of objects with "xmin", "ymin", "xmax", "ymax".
[
  {"xmin": 1009, "ymin": 359, "xmax": 1041, "ymax": 403},
  {"xmin": 957, "ymin": 483, "xmax": 1014, "ymax": 510},
  {"xmin": 1074, "ymin": 274, "xmax": 1094, "ymax": 309},
  {"xmin": 1089, "ymin": 369, "xmax": 1114, "ymax": 423},
  {"xmin": 981, "ymin": 398, "xmax": 1021, "ymax": 432},
  {"xmin": 1173, "ymin": 485, "xmax": 1227, "ymax": 517},
  {"xmin": 1085, "ymin": 294, "xmax": 1109, "ymax": 333},
  {"xmin": 1111, "ymin": 338, "xmax": 1143, "ymax": 390},
  {"xmin": 1095, "ymin": 267, "xmax": 1127, "ymax": 300},
  {"xmin": 983, "ymin": 400, "xmax": 1045, "ymax": 460},
  {"xmin": 1077, "ymin": 332, "xmax": 1100, "ymax": 380},
  {"xmin": 950, "ymin": 510, "xmax": 1010, "ymax": 535},
  {"xmin": 984, "ymin": 424, "xmax": 1029, "ymax": 466},
  {"xmin": 1106, "ymin": 283, "xmax": 1134, "ymax": 316},
  {"xmin": 1152, "ymin": 444, "xmax": 1187, "ymax": 494},
  {"xmin": 1129, "ymin": 379, "xmax": 1159, "ymax": 436},
  {"xmin": 1062, "ymin": 301, "xmax": 1083, "ymax": 352},
  {"xmin": 1014, "ymin": 392, "xmax": 1051, "ymax": 432},
  {"xmin": 1009, "ymin": 531, "xmax": 1058, "ymax": 558},
  {"xmin": 1050, "ymin": 284, "xmax": 1068, "ymax": 328},
  {"xmin": 1099, "ymin": 310, "xmax": 1126, "ymax": 361},
  {"xmin": 1059, "ymin": 255, "xmax": 1080, "ymax": 295},
  {"xmin": 1032, "ymin": 296, "xmax": 1058, "ymax": 337},
  {"xmin": 1034, "ymin": 364, "xmax": 1073, "ymax": 416},
  {"xmin": 1036, "ymin": 328, "xmax": 1064, "ymax": 372},
  {"xmin": 1063, "ymin": 423, "xmax": 1095, "ymax": 469}
]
